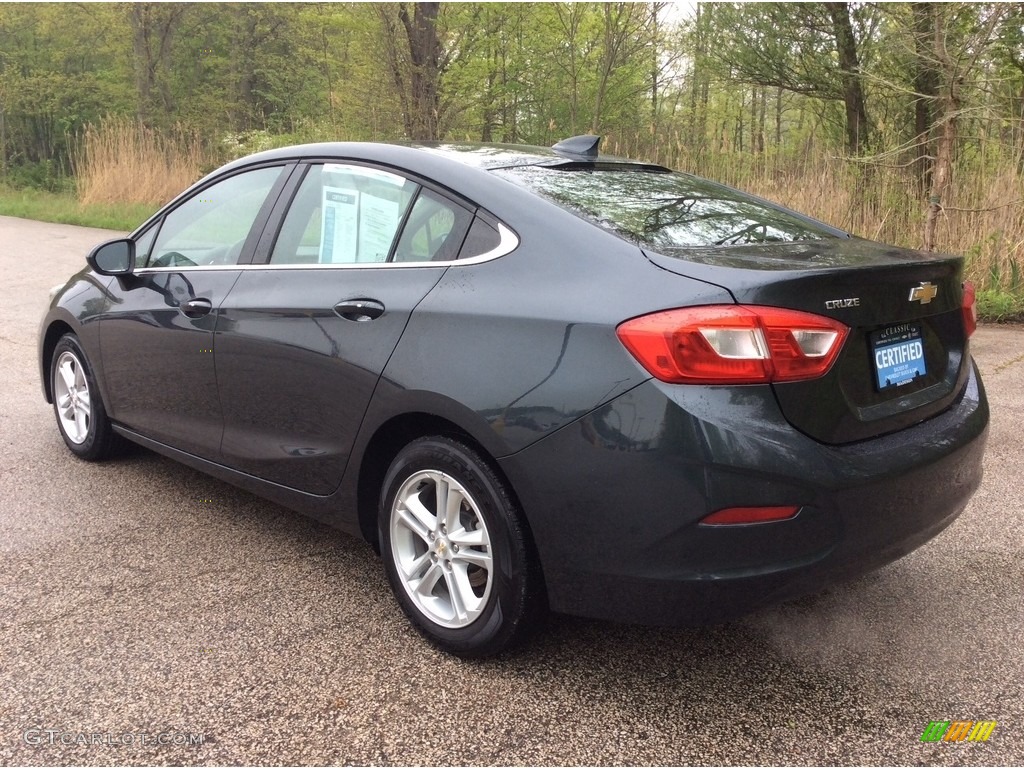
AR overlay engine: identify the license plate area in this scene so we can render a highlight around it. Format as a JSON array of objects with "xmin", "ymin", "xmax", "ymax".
[{"xmin": 871, "ymin": 323, "xmax": 927, "ymax": 390}]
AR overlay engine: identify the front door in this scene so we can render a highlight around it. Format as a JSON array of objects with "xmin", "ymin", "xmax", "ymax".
[{"xmin": 98, "ymin": 165, "xmax": 288, "ymax": 460}]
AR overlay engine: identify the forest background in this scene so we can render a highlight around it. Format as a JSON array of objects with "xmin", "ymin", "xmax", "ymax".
[{"xmin": 1, "ymin": 1, "xmax": 1022, "ymax": 318}]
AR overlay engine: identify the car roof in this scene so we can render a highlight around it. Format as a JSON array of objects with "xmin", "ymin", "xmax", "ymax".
[
  {"xmin": 147, "ymin": 138, "xmax": 673, "ymax": 243},
  {"xmin": 215, "ymin": 139, "xmax": 668, "ymax": 176},
  {"xmin": 411, "ymin": 142, "xmax": 666, "ymax": 171}
]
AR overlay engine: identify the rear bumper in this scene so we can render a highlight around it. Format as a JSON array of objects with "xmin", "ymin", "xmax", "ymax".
[{"xmin": 499, "ymin": 362, "xmax": 989, "ymax": 625}]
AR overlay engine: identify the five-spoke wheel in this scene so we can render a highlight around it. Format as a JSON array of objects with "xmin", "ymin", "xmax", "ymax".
[
  {"xmin": 50, "ymin": 334, "xmax": 121, "ymax": 460},
  {"xmin": 54, "ymin": 349, "xmax": 92, "ymax": 445},
  {"xmin": 390, "ymin": 470, "xmax": 494, "ymax": 628},
  {"xmin": 380, "ymin": 436, "xmax": 543, "ymax": 657}
]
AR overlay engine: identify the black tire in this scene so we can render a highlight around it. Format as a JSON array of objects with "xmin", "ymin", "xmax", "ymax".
[
  {"xmin": 379, "ymin": 436, "xmax": 544, "ymax": 658},
  {"xmin": 50, "ymin": 333, "xmax": 123, "ymax": 461}
]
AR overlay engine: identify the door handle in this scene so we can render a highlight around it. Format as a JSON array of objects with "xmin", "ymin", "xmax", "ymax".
[
  {"xmin": 334, "ymin": 299, "xmax": 385, "ymax": 322},
  {"xmin": 180, "ymin": 298, "xmax": 213, "ymax": 318}
]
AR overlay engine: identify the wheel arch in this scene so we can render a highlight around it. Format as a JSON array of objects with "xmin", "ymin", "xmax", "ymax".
[
  {"xmin": 40, "ymin": 319, "xmax": 76, "ymax": 403},
  {"xmin": 355, "ymin": 412, "xmax": 532, "ymax": 560}
]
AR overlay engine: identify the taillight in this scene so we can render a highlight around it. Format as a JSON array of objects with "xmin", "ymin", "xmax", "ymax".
[
  {"xmin": 616, "ymin": 305, "xmax": 848, "ymax": 384},
  {"xmin": 961, "ymin": 281, "xmax": 977, "ymax": 338}
]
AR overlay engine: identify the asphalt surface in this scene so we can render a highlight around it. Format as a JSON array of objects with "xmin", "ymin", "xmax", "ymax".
[{"xmin": 1, "ymin": 214, "xmax": 1022, "ymax": 766}]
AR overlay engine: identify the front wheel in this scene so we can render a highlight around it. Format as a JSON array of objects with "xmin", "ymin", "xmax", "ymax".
[
  {"xmin": 379, "ymin": 436, "xmax": 544, "ymax": 658},
  {"xmin": 50, "ymin": 333, "xmax": 122, "ymax": 461}
]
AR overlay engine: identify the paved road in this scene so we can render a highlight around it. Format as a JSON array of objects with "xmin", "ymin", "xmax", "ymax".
[{"xmin": 1, "ymin": 214, "xmax": 1022, "ymax": 765}]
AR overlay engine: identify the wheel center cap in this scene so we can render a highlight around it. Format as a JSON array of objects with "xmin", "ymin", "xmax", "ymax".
[{"xmin": 436, "ymin": 539, "xmax": 447, "ymax": 557}]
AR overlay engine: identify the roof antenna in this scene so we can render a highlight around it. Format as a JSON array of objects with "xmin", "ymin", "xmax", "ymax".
[{"xmin": 552, "ymin": 135, "xmax": 601, "ymax": 158}]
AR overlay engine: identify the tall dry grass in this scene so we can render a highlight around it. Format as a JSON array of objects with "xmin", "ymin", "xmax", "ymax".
[
  {"xmin": 73, "ymin": 117, "xmax": 212, "ymax": 208},
  {"xmin": 610, "ymin": 132, "xmax": 1024, "ymax": 292},
  {"xmin": 753, "ymin": 162, "xmax": 1024, "ymax": 290}
]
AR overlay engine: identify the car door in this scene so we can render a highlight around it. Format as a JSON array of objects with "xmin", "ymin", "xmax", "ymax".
[
  {"xmin": 98, "ymin": 164, "xmax": 291, "ymax": 460},
  {"xmin": 215, "ymin": 161, "xmax": 476, "ymax": 495}
]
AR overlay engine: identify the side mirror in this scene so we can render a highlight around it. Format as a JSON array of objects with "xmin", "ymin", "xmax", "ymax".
[{"xmin": 86, "ymin": 238, "xmax": 135, "ymax": 276}]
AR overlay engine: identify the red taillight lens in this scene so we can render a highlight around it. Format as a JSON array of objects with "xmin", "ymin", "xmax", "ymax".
[
  {"xmin": 961, "ymin": 281, "xmax": 977, "ymax": 338},
  {"xmin": 616, "ymin": 305, "xmax": 848, "ymax": 384},
  {"xmin": 699, "ymin": 506, "xmax": 801, "ymax": 526}
]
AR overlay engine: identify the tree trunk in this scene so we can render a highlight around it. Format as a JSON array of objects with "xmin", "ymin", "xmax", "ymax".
[
  {"xmin": 128, "ymin": 4, "xmax": 182, "ymax": 125},
  {"xmin": 376, "ymin": 5, "xmax": 414, "ymax": 137},
  {"xmin": 825, "ymin": 2, "xmax": 869, "ymax": 154},
  {"xmin": 924, "ymin": 6, "xmax": 956, "ymax": 253},
  {"xmin": 318, "ymin": 6, "xmax": 336, "ymax": 129},
  {"xmin": 593, "ymin": 3, "xmax": 640, "ymax": 135},
  {"xmin": 482, "ymin": 32, "xmax": 496, "ymax": 142},
  {"xmin": 687, "ymin": 4, "xmax": 703, "ymax": 148},
  {"xmin": 554, "ymin": 4, "xmax": 585, "ymax": 136},
  {"xmin": 736, "ymin": 87, "xmax": 745, "ymax": 153},
  {"xmin": 755, "ymin": 86, "xmax": 766, "ymax": 154},
  {"xmin": 129, "ymin": 5, "xmax": 155, "ymax": 123},
  {"xmin": 775, "ymin": 86, "xmax": 783, "ymax": 148},
  {"xmin": 650, "ymin": 3, "xmax": 659, "ymax": 130},
  {"xmin": 912, "ymin": 2, "xmax": 937, "ymax": 194},
  {"xmin": 397, "ymin": 2, "xmax": 443, "ymax": 141},
  {"xmin": 233, "ymin": 7, "xmax": 259, "ymax": 128}
]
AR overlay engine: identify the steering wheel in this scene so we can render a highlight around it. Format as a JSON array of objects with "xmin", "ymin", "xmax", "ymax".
[
  {"xmin": 204, "ymin": 239, "xmax": 248, "ymax": 266},
  {"xmin": 151, "ymin": 251, "xmax": 198, "ymax": 268}
]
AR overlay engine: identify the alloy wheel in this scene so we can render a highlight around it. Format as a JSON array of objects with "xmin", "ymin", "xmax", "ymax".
[
  {"xmin": 54, "ymin": 350, "xmax": 91, "ymax": 444},
  {"xmin": 389, "ymin": 470, "xmax": 494, "ymax": 629}
]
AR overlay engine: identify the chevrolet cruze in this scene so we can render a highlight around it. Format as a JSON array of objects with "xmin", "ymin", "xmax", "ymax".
[{"xmin": 39, "ymin": 136, "xmax": 989, "ymax": 657}]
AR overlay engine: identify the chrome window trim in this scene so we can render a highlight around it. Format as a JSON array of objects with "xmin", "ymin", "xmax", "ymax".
[{"xmin": 130, "ymin": 223, "xmax": 519, "ymax": 273}]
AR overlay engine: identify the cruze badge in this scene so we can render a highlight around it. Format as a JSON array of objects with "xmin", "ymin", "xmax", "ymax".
[
  {"xmin": 824, "ymin": 297, "xmax": 860, "ymax": 309},
  {"xmin": 909, "ymin": 282, "xmax": 938, "ymax": 304}
]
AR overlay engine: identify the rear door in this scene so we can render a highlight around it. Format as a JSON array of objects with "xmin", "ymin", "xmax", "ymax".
[
  {"xmin": 215, "ymin": 162, "xmax": 478, "ymax": 495},
  {"xmin": 98, "ymin": 164, "xmax": 289, "ymax": 459}
]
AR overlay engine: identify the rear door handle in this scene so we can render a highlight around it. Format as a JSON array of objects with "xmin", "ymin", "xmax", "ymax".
[
  {"xmin": 334, "ymin": 299, "xmax": 385, "ymax": 322},
  {"xmin": 181, "ymin": 298, "xmax": 213, "ymax": 318}
]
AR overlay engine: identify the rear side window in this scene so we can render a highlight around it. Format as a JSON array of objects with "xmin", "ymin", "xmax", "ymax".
[
  {"xmin": 393, "ymin": 188, "xmax": 472, "ymax": 263},
  {"xmin": 271, "ymin": 164, "xmax": 417, "ymax": 264},
  {"xmin": 459, "ymin": 216, "xmax": 502, "ymax": 259},
  {"xmin": 495, "ymin": 166, "xmax": 836, "ymax": 249}
]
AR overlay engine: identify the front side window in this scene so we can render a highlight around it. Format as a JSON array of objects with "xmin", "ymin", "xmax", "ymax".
[
  {"xmin": 495, "ymin": 166, "xmax": 836, "ymax": 250},
  {"xmin": 147, "ymin": 166, "xmax": 283, "ymax": 268},
  {"xmin": 271, "ymin": 164, "xmax": 417, "ymax": 265},
  {"xmin": 133, "ymin": 225, "xmax": 157, "ymax": 269}
]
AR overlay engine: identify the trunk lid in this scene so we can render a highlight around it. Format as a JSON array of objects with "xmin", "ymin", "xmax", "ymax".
[{"xmin": 644, "ymin": 237, "xmax": 972, "ymax": 444}]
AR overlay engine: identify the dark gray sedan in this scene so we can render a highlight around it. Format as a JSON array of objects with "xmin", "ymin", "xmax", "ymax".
[{"xmin": 39, "ymin": 136, "xmax": 988, "ymax": 657}]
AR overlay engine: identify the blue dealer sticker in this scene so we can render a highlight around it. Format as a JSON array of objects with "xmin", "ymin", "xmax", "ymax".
[{"xmin": 872, "ymin": 324, "xmax": 926, "ymax": 390}]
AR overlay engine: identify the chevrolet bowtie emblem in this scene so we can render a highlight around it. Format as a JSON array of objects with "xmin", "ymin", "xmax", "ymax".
[{"xmin": 909, "ymin": 282, "xmax": 938, "ymax": 304}]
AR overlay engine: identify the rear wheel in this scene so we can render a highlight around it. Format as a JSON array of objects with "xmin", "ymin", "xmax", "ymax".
[
  {"xmin": 379, "ymin": 436, "xmax": 543, "ymax": 657},
  {"xmin": 51, "ymin": 334, "xmax": 122, "ymax": 461}
]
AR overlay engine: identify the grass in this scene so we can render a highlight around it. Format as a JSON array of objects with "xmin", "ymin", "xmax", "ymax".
[
  {"xmin": 74, "ymin": 116, "xmax": 212, "ymax": 207},
  {"xmin": 0, "ymin": 184, "xmax": 156, "ymax": 232},
  {"xmin": 976, "ymin": 288, "xmax": 1024, "ymax": 323}
]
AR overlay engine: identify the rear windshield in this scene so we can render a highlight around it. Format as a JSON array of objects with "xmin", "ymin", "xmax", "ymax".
[{"xmin": 494, "ymin": 166, "xmax": 836, "ymax": 249}]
